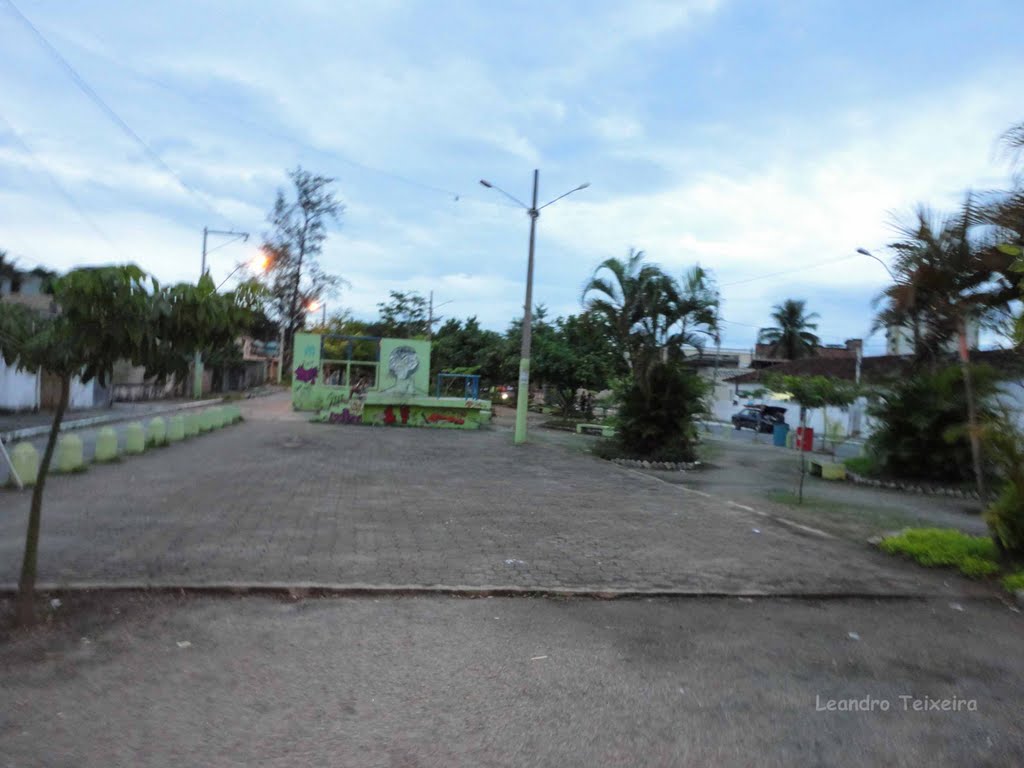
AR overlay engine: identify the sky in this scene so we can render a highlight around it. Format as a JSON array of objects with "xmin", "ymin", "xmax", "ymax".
[{"xmin": 2, "ymin": 0, "xmax": 1023, "ymax": 354}]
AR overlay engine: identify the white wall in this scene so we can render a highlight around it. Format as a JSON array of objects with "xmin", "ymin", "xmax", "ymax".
[
  {"xmin": 69, "ymin": 376, "xmax": 95, "ymax": 409},
  {"xmin": 0, "ymin": 357, "xmax": 38, "ymax": 410}
]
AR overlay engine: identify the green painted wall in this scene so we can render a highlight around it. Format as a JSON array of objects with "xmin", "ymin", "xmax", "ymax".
[{"xmin": 291, "ymin": 332, "xmax": 490, "ymax": 429}]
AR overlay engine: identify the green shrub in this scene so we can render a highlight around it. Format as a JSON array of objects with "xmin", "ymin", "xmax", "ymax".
[
  {"xmin": 879, "ymin": 528, "xmax": 999, "ymax": 577},
  {"xmin": 843, "ymin": 455, "xmax": 879, "ymax": 477},
  {"xmin": 865, "ymin": 364, "xmax": 996, "ymax": 483},
  {"xmin": 1002, "ymin": 572, "xmax": 1024, "ymax": 592},
  {"xmin": 980, "ymin": 415, "xmax": 1024, "ymax": 559},
  {"xmin": 614, "ymin": 361, "xmax": 707, "ymax": 460}
]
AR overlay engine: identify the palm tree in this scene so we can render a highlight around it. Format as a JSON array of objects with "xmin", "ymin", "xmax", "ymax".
[
  {"xmin": 581, "ymin": 249, "xmax": 668, "ymax": 373},
  {"xmin": 665, "ymin": 264, "xmax": 720, "ymax": 357},
  {"xmin": 757, "ymin": 299, "xmax": 820, "ymax": 360},
  {"xmin": 875, "ymin": 197, "xmax": 1019, "ymax": 499}
]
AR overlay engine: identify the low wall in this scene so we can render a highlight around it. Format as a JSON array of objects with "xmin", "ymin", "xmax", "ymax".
[{"xmin": 314, "ymin": 395, "xmax": 490, "ymax": 430}]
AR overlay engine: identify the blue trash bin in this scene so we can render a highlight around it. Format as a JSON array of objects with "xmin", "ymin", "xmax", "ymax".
[{"xmin": 772, "ymin": 422, "xmax": 790, "ymax": 447}]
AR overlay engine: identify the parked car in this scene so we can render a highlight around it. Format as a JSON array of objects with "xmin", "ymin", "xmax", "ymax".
[{"xmin": 731, "ymin": 405, "xmax": 787, "ymax": 433}]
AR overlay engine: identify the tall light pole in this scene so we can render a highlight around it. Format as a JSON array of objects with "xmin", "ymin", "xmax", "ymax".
[
  {"xmin": 194, "ymin": 226, "xmax": 249, "ymax": 398},
  {"xmin": 856, "ymin": 247, "xmax": 897, "ymax": 281},
  {"xmin": 480, "ymin": 171, "xmax": 589, "ymax": 444}
]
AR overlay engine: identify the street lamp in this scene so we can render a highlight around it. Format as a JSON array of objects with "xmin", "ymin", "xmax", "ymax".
[
  {"xmin": 856, "ymin": 247, "xmax": 897, "ymax": 282},
  {"xmin": 480, "ymin": 171, "xmax": 590, "ymax": 444},
  {"xmin": 194, "ymin": 226, "xmax": 250, "ymax": 399}
]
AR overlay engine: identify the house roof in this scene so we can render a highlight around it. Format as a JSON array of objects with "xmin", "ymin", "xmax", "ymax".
[{"xmin": 730, "ymin": 349, "xmax": 1024, "ymax": 385}]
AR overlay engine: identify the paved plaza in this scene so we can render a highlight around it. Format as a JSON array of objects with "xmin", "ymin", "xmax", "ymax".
[{"xmin": 0, "ymin": 396, "xmax": 990, "ymax": 597}]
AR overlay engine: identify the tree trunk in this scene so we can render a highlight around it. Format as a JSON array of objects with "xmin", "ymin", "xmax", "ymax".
[
  {"xmin": 16, "ymin": 375, "xmax": 69, "ymax": 626},
  {"xmin": 958, "ymin": 320, "xmax": 985, "ymax": 500}
]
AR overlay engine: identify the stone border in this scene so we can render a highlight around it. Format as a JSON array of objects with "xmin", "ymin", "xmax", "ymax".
[
  {"xmin": 607, "ymin": 457, "xmax": 701, "ymax": 472},
  {"xmin": 846, "ymin": 471, "xmax": 992, "ymax": 502}
]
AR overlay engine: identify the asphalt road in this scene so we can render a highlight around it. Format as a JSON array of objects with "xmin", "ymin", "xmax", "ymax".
[{"xmin": 2, "ymin": 593, "xmax": 1022, "ymax": 767}]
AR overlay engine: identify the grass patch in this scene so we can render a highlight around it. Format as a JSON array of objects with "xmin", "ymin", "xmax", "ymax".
[
  {"xmin": 843, "ymin": 455, "xmax": 879, "ymax": 476},
  {"xmin": 879, "ymin": 528, "xmax": 999, "ymax": 578},
  {"xmin": 1002, "ymin": 572, "xmax": 1024, "ymax": 592}
]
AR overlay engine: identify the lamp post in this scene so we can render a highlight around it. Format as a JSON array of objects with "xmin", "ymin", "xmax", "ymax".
[
  {"xmin": 856, "ymin": 247, "xmax": 897, "ymax": 282},
  {"xmin": 194, "ymin": 226, "xmax": 250, "ymax": 398},
  {"xmin": 480, "ymin": 171, "xmax": 589, "ymax": 444}
]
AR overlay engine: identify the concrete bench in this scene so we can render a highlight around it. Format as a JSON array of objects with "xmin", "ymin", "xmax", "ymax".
[
  {"xmin": 809, "ymin": 458, "xmax": 846, "ymax": 481},
  {"xmin": 576, "ymin": 423, "xmax": 615, "ymax": 438}
]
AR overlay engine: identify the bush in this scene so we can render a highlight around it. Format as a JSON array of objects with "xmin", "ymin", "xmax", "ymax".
[
  {"xmin": 843, "ymin": 455, "xmax": 879, "ymax": 477},
  {"xmin": 1002, "ymin": 572, "xmax": 1024, "ymax": 592},
  {"xmin": 865, "ymin": 364, "xmax": 996, "ymax": 483},
  {"xmin": 879, "ymin": 528, "xmax": 1000, "ymax": 578},
  {"xmin": 980, "ymin": 415, "xmax": 1024, "ymax": 559},
  {"xmin": 614, "ymin": 361, "xmax": 707, "ymax": 460}
]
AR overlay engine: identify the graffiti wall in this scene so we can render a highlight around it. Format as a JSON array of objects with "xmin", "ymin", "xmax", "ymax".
[{"xmin": 291, "ymin": 332, "xmax": 491, "ymax": 429}]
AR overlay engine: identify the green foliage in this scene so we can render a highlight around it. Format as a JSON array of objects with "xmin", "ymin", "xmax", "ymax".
[
  {"xmin": 765, "ymin": 374, "xmax": 858, "ymax": 412},
  {"xmin": 1002, "ymin": 572, "xmax": 1024, "ymax": 592},
  {"xmin": 980, "ymin": 415, "xmax": 1024, "ymax": 558},
  {"xmin": 582, "ymin": 249, "xmax": 720, "ymax": 377},
  {"xmin": 532, "ymin": 312, "xmax": 618, "ymax": 415},
  {"xmin": 757, "ymin": 299, "xmax": 821, "ymax": 359},
  {"xmin": 611, "ymin": 360, "xmax": 707, "ymax": 460},
  {"xmin": 376, "ymin": 290, "xmax": 429, "ymax": 337},
  {"xmin": 431, "ymin": 315, "xmax": 505, "ymax": 385},
  {"xmin": 879, "ymin": 528, "xmax": 1000, "ymax": 577},
  {"xmin": 843, "ymin": 455, "xmax": 880, "ymax": 477},
  {"xmin": 864, "ymin": 365, "xmax": 996, "ymax": 483}
]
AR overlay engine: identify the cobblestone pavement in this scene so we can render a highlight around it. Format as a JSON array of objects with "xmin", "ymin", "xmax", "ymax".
[{"xmin": 0, "ymin": 395, "xmax": 990, "ymax": 596}]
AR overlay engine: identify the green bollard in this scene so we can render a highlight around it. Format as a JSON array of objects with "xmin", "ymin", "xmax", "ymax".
[
  {"xmin": 208, "ymin": 408, "xmax": 224, "ymax": 430},
  {"xmin": 198, "ymin": 410, "xmax": 213, "ymax": 433},
  {"xmin": 184, "ymin": 412, "xmax": 201, "ymax": 437},
  {"xmin": 147, "ymin": 417, "xmax": 167, "ymax": 446},
  {"xmin": 55, "ymin": 434, "xmax": 85, "ymax": 472},
  {"xmin": 124, "ymin": 422, "xmax": 146, "ymax": 454},
  {"xmin": 94, "ymin": 427, "xmax": 119, "ymax": 462},
  {"xmin": 167, "ymin": 415, "xmax": 185, "ymax": 443},
  {"xmin": 10, "ymin": 442, "xmax": 39, "ymax": 486}
]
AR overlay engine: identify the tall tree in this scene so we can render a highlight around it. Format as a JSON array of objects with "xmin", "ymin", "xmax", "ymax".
[
  {"xmin": 874, "ymin": 198, "xmax": 1018, "ymax": 498},
  {"xmin": 666, "ymin": 264, "xmax": 720, "ymax": 357},
  {"xmin": 758, "ymin": 299, "xmax": 821, "ymax": 360},
  {"xmin": 581, "ymin": 249, "xmax": 666, "ymax": 373},
  {"xmin": 0, "ymin": 266, "xmax": 256, "ymax": 625},
  {"xmin": 375, "ymin": 290, "xmax": 429, "ymax": 337},
  {"xmin": 262, "ymin": 167, "xmax": 344, "ymax": 368}
]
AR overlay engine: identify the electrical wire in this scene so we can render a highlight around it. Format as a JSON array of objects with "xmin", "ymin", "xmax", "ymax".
[
  {"xmin": 0, "ymin": 110, "xmax": 129, "ymax": 259},
  {"xmin": 718, "ymin": 254, "xmax": 858, "ymax": 288},
  {"xmin": 2, "ymin": 0, "xmax": 235, "ymax": 227},
  {"xmin": 15, "ymin": 18, "xmax": 520, "ymax": 211}
]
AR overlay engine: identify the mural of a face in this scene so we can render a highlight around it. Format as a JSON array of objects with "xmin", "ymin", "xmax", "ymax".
[{"xmin": 388, "ymin": 345, "xmax": 420, "ymax": 394}]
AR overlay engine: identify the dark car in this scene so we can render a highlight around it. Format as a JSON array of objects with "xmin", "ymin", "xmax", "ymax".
[{"xmin": 731, "ymin": 405, "xmax": 787, "ymax": 433}]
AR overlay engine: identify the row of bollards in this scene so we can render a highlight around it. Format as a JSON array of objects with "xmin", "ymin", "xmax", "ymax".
[{"xmin": 6, "ymin": 405, "xmax": 242, "ymax": 488}]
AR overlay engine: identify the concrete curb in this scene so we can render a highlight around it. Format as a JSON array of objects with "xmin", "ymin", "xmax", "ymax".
[
  {"xmin": 0, "ymin": 398, "xmax": 223, "ymax": 442},
  {"xmin": 0, "ymin": 581, "xmax": 959, "ymax": 600}
]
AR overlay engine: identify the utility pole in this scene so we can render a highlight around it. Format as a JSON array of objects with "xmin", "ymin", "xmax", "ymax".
[
  {"xmin": 194, "ymin": 226, "xmax": 249, "ymax": 398},
  {"xmin": 427, "ymin": 291, "xmax": 434, "ymax": 340},
  {"xmin": 480, "ymin": 172, "xmax": 589, "ymax": 444}
]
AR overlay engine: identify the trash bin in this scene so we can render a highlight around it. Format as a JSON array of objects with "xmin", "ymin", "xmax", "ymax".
[
  {"xmin": 795, "ymin": 426, "xmax": 814, "ymax": 452},
  {"xmin": 772, "ymin": 422, "xmax": 789, "ymax": 447}
]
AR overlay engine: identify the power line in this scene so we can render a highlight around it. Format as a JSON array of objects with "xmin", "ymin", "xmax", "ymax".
[
  {"xmin": 720, "ymin": 256, "xmax": 856, "ymax": 288},
  {"xmin": 2, "ymin": 0, "xmax": 234, "ymax": 226},
  {"xmin": 0, "ymin": 110, "xmax": 128, "ymax": 259},
  {"xmin": 27, "ymin": 23, "xmax": 518, "ymax": 211}
]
